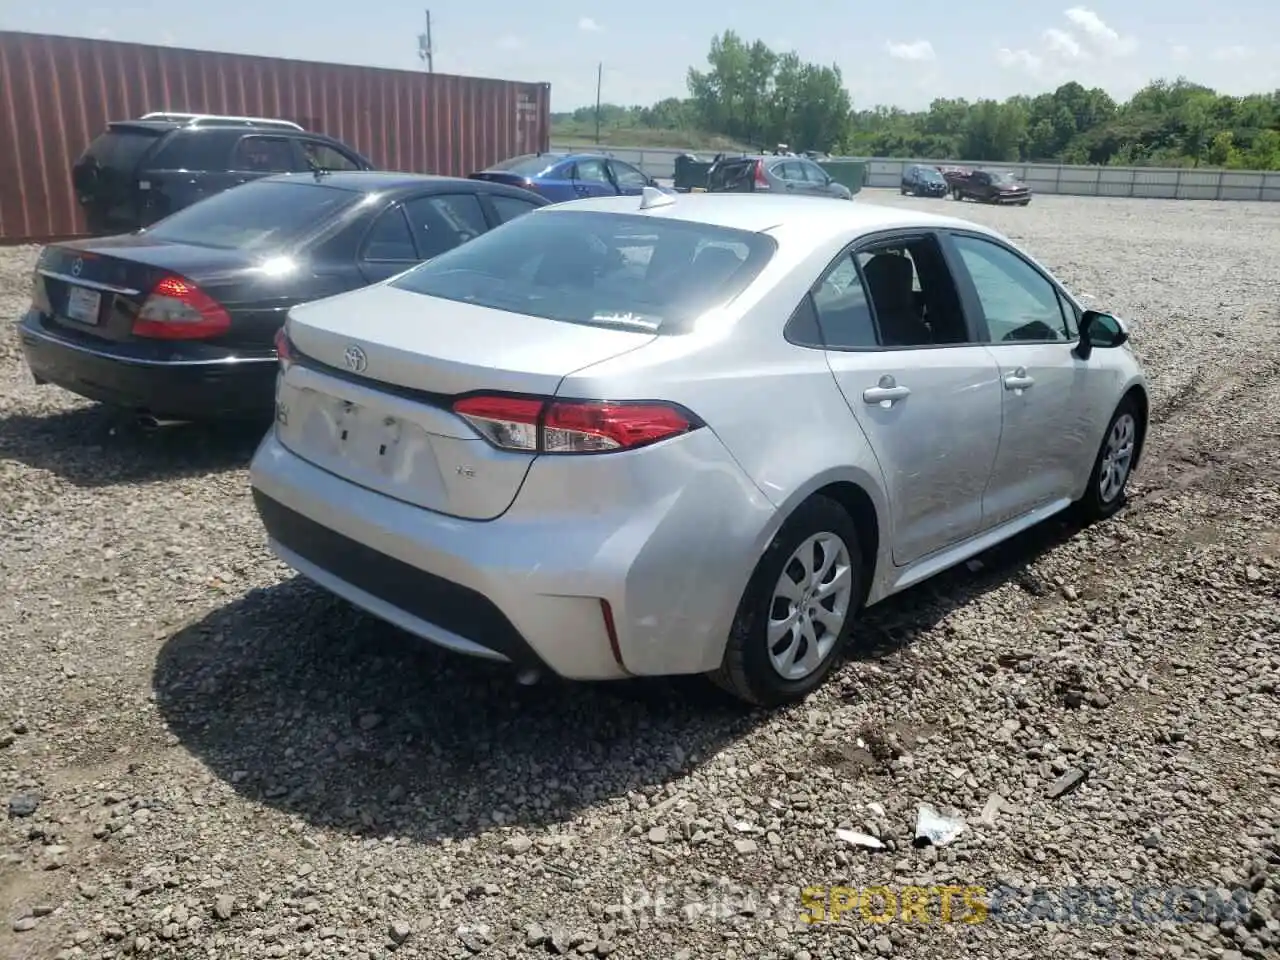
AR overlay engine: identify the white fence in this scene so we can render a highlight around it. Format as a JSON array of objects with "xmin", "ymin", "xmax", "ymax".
[{"xmin": 550, "ymin": 144, "xmax": 1280, "ymax": 202}]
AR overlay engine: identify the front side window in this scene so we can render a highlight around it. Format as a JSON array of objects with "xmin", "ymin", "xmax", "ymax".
[
  {"xmin": 390, "ymin": 210, "xmax": 776, "ymax": 334},
  {"xmin": 573, "ymin": 159, "xmax": 611, "ymax": 184},
  {"xmin": 141, "ymin": 179, "xmax": 359, "ymax": 251},
  {"xmin": 491, "ymin": 194, "xmax": 540, "ymax": 224},
  {"xmin": 950, "ymin": 234, "xmax": 1072, "ymax": 343},
  {"xmin": 232, "ymin": 136, "xmax": 296, "ymax": 173},
  {"xmin": 402, "ymin": 193, "xmax": 489, "ymax": 259},
  {"xmin": 300, "ymin": 140, "xmax": 361, "ymax": 172}
]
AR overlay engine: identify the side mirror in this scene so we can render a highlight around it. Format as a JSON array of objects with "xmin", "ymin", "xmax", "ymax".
[{"xmin": 1075, "ymin": 310, "xmax": 1129, "ymax": 360}]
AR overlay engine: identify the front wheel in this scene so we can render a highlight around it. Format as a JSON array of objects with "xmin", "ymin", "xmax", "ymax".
[
  {"xmin": 951, "ymin": 187, "xmax": 962, "ymax": 201},
  {"xmin": 710, "ymin": 496, "xmax": 862, "ymax": 707},
  {"xmin": 1076, "ymin": 399, "xmax": 1140, "ymax": 522}
]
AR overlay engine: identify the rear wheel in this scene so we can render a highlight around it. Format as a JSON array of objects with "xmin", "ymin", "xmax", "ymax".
[
  {"xmin": 951, "ymin": 187, "xmax": 962, "ymax": 201},
  {"xmin": 710, "ymin": 496, "xmax": 862, "ymax": 707},
  {"xmin": 1076, "ymin": 398, "xmax": 1139, "ymax": 522}
]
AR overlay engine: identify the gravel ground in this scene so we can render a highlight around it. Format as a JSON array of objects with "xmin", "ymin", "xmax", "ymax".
[{"xmin": 2, "ymin": 189, "xmax": 1279, "ymax": 960}]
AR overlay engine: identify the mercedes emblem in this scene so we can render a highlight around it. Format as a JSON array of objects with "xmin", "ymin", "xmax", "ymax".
[
  {"xmin": 71, "ymin": 257, "xmax": 83, "ymax": 277},
  {"xmin": 343, "ymin": 344, "xmax": 368, "ymax": 373}
]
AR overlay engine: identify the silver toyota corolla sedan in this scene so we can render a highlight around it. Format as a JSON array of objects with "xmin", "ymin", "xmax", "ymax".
[{"xmin": 249, "ymin": 189, "xmax": 1148, "ymax": 707}]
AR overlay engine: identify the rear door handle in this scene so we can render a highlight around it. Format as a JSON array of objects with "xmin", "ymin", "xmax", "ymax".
[
  {"xmin": 1003, "ymin": 367, "xmax": 1035, "ymax": 391},
  {"xmin": 863, "ymin": 377, "xmax": 911, "ymax": 406}
]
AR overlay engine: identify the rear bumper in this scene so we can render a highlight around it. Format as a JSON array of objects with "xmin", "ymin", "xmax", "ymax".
[
  {"xmin": 18, "ymin": 312, "xmax": 277, "ymax": 421},
  {"xmin": 248, "ymin": 426, "xmax": 776, "ymax": 681}
]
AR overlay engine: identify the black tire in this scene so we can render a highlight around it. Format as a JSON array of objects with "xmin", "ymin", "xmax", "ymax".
[
  {"xmin": 951, "ymin": 187, "xmax": 962, "ymax": 201},
  {"xmin": 1019, "ymin": 199, "xmax": 1030, "ymax": 206},
  {"xmin": 1076, "ymin": 397, "xmax": 1141, "ymax": 523},
  {"xmin": 710, "ymin": 496, "xmax": 863, "ymax": 707},
  {"xmin": 900, "ymin": 186, "xmax": 909, "ymax": 195}
]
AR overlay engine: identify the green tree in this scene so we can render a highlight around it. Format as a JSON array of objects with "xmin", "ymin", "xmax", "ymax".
[{"xmin": 553, "ymin": 33, "xmax": 1280, "ymax": 170}]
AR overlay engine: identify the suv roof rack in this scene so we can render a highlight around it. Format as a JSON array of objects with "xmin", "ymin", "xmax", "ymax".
[{"xmin": 139, "ymin": 112, "xmax": 304, "ymax": 131}]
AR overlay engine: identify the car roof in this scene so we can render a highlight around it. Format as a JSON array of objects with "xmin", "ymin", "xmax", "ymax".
[
  {"xmin": 260, "ymin": 171, "xmax": 500, "ymax": 193},
  {"xmin": 536, "ymin": 193, "xmax": 1001, "ymax": 242}
]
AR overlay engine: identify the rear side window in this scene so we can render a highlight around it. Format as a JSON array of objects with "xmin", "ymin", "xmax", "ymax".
[
  {"xmin": 709, "ymin": 161, "xmax": 752, "ymax": 190},
  {"xmin": 147, "ymin": 131, "xmax": 233, "ymax": 171},
  {"xmin": 141, "ymin": 179, "xmax": 359, "ymax": 251},
  {"xmin": 390, "ymin": 210, "xmax": 776, "ymax": 334},
  {"xmin": 80, "ymin": 129, "xmax": 164, "ymax": 173}
]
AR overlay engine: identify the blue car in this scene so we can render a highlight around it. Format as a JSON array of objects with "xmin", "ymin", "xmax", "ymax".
[{"xmin": 470, "ymin": 152, "xmax": 670, "ymax": 203}]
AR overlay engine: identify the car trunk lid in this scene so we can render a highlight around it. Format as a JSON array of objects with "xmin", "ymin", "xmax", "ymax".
[
  {"xmin": 34, "ymin": 238, "xmax": 270, "ymax": 345},
  {"xmin": 277, "ymin": 284, "xmax": 656, "ymax": 519}
]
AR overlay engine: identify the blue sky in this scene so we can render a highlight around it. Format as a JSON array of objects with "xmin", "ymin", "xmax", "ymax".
[{"xmin": 3, "ymin": 2, "xmax": 1277, "ymax": 111}]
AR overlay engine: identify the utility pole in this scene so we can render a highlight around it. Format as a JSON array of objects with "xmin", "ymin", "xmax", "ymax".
[
  {"xmin": 418, "ymin": 10, "xmax": 434, "ymax": 73},
  {"xmin": 594, "ymin": 62, "xmax": 603, "ymax": 144}
]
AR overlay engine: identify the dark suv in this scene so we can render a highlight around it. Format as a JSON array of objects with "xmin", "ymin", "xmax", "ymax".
[
  {"xmin": 900, "ymin": 164, "xmax": 948, "ymax": 198},
  {"xmin": 72, "ymin": 112, "xmax": 374, "ymax": 235},
  {"xmin": 705, "ymin": 154, "xmax": 853, "ymax": 200}
]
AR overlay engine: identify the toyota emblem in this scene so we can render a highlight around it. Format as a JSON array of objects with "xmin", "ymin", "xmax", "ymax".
[
  {"xmin": 71, "ymin": 257, "xmax": 83, "ymax": 277},
  {"xmin": 343, "ymin": 345, "xmax": 368, "ymax": 373}
]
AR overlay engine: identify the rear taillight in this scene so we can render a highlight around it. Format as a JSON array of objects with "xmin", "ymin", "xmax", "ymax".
[
  {"xmin": 753, "ymin": 161, "xmax": 770, "ymax": 189},
  {"xmin": 451, "ymin": 395, "xmax": 700, "ymax": 454},
  {"xmin": 131, "ymin": 275, "xmax": 231, "ymax": 340},
  {"xmin": 273, "ymin": 326, "xmax": 296, "ymax": 371}
]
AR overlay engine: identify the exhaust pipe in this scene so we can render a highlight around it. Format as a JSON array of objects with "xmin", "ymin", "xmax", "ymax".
[{"xmin": 135, "ymin": 414, "xmax": 190, "ymax": 432}]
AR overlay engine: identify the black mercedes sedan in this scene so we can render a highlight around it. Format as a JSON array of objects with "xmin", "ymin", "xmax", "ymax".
[{"xmin": 18, "ymin": 171, "xmax": 548, "ymax": 425}]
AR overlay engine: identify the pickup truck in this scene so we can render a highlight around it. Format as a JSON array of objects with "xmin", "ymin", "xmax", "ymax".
[{"xmin": 944, "ymin": 168, "xmax": 1032, "ymax": 205}]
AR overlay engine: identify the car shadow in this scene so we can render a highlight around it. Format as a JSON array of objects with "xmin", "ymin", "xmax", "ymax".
[
  {"xmin": 151, "ymin": 509, "xmax": 1088, "ymax": 843},
  {"xmin": 0, "ymin": 405, "xmax": 269, "ymax": 488}
]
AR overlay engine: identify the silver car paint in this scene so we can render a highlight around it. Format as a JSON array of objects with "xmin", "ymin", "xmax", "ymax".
[{"xmin": 250, "ymin": 194, "xmax": 1147, "ymax": 681}]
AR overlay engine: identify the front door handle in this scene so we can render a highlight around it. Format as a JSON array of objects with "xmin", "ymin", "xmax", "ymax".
[
  {"xmin": 863, "ymin": 376, "xmax": 911, "ymax": 406},
  {"xmin": 1004, "ymin": 367, "xmax": 1035, "ymax": 391}
]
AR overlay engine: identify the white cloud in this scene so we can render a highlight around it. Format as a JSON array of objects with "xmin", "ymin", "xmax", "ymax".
[
  {"xmin": 996, "ymin": 47, "xmax": 1043, "ymax": 74},
  {"xmin": 1211, "ymin": 45, "xmax": 1253, "ymax": 61},
  {"xmin": 885, "ymin": 39, "xmax": 936, "ymax": 62},
  {"xmin": 1043, "ymin": 28, "xmax": 1084, "ymax": 60},
  {"xmin": 1170, "ymin": 44, "xmax": 1191, "ymax": 61},
  {"xmin": 1063, "ymin": 7, "xmax": 1136, "ymax": 56},
  {"xmin": 997, "ymin": 7, "xmax": 1136, "ymax": 77},
  {"xmin": 496, "ymin": 35, "xmax": 524, "ymax": 51},
  {"xmin": 95, "ymin": 27, "xmax": 114, "ymax": 39},
  {"xmin": 577, "ymin": 17, "xmax": 602, "ymax": 32}
]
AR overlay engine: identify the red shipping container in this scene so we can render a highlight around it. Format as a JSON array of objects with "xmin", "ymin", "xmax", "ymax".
[{"xmin": 0, "ymin": 31, "xmax": 551, "ymax": 243}]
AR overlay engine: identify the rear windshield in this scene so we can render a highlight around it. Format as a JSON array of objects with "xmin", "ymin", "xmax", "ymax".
[
  {"xmin": 141, "ymin": 179, "xmax": 360, "ymax": 251},
  {"xmin": 487, "ymin": 154, "xmax": 559, "ymax": 177},
  {"xmin": 80, "ymin": 128, "xmax": 165, "ymax": 172},
  {"xmin": 389, "ymin": 209, "xmax": 776, "ymax": 333}
]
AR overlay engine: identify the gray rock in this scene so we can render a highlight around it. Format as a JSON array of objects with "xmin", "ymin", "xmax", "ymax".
[
  {"xmin": 212, "ymin": 894, "xmax": 235, "ymax": 920},
  {"xmin": 7, "ymin": 792, "xmax": 39, "ymax": 818}
]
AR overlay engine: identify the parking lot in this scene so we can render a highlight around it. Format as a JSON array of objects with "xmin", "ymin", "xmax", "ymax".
[{"xmin": 1, "ymin": 188, "xmax": 1278, "ymax": 960}]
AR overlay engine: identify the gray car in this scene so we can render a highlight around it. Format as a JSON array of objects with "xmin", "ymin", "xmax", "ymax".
[
  {"xmin": 706, "ymin": 154, "xmax": 853, "ymax": 200},
  {"xmin": 249, "ymin": 189, "xmax": 1148, "ymax": 707}
]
